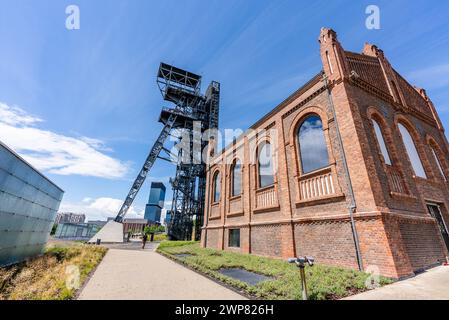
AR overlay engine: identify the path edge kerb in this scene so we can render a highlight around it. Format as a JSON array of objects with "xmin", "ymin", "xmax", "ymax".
[
  {"xmin": 75, "ymin": 246, "xmax": 110, "ymax": 300},
  {"xmin": 157, "ymin": 250, "xmax": 256, "ymax": 301}
]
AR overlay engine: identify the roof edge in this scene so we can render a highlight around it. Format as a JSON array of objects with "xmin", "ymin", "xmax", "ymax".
[
  {"xmin": 215, "ymin": 71, "xmax": 324, "ymax": 157},
  {"xmin": 250, "ymin": 71, "xmax": 324, "ymax": 130},
  {"xmin": 0, "ymin": 139, "xmax": 64, "ymax": 193}
]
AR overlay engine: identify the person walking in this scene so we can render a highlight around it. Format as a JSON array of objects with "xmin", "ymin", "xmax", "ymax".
[{"xmin": 142, "ymin": 233, "xmax": 148, "ymax": 249}]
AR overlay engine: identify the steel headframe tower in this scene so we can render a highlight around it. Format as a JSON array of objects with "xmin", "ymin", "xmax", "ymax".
[{"xmin": 114, "ymin": 62, "xmax": 219, "ymax": 242}]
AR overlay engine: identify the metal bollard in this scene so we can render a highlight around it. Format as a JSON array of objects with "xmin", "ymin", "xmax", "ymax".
[{"xmin": 288, "ymin": 256, "xmax": 315, "ymax": 300}]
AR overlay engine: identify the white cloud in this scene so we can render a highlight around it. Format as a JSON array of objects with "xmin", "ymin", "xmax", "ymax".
[
  {"xmin": 0, "ymin": 102, "xmax": 129, "ymax": 179},
  {"xmin": 0, "ymin": 102, "xmax": 43, "ymax": 126},
  {"xmin": 60, "ymin": 197, "xmax": 143, "ymax": 222},
  {"xmin": 407, "ymin": 63, "xmax": 449, "ymax": 90}
]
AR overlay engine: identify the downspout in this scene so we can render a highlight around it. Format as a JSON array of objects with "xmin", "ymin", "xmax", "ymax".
[
  {"xmin": 323, "ymin": 75, "xmax": 364, "ymax": 271},
  {"xmin": 203, "ymin": 159, "xmax": 212, "ymax": 247}
]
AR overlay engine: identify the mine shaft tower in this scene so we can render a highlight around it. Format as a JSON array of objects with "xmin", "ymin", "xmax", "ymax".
[{"xmin": 114, "ymin": 63, "xmax": 220, "ymax": 241}]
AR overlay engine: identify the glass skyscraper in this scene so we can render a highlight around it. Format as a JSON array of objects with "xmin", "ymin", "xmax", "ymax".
[
  {"xmin": 144, "ymin": 182, "xmax": 166, "ymax": 223},
  {"xmin": 0, "ymin": 141, "xmax": 64, "ymax": 267}
]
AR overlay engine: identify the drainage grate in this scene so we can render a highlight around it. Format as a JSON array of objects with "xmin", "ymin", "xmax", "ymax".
[{"xmin": 218, "ymin": 268, "xmax": 273, "ymax": 286}]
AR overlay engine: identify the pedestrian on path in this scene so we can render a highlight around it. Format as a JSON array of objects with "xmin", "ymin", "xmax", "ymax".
[{"xmin": 142, "ymin": 233, "xmax": 148, "ymax": 249}]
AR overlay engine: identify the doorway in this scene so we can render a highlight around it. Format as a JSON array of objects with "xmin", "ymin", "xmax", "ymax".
[{"xmin": 427, "ymin": 203, "xmax": 449, "ymax": 253}]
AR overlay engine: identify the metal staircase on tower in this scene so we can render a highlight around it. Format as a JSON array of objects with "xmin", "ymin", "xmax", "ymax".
[{"xmin": 114, "ymin": 63, "xmax": 220, "ymax": 241}]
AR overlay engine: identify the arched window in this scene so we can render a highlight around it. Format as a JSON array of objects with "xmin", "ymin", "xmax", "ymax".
[
  {"xmin": 231, "ymin": 159, "xmax": 242, "ymax": 196},
  {"xmin": 398, "ymin": 123, "xmax": 427, "ymax": 178},
  {"xmin": 372, "ymin": 119, "xmax": 392, "ymax": 165},
  {"xmin": 431, "ymin": 146, "xmax": 447, "ymax": 182},
  {"xmin": 213, "ymin": 172, "xmax": 221, "ymax": 203},
  {"xmin": 298, "ymin": 115, "xmax": 329, "ymax": 174},
  {"xmin": 258, "ymin": 141, "xmax": 274, "ymax": 188}
]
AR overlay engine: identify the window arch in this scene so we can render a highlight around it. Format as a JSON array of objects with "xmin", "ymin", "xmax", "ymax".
[
  {"xmin": 212, "ymin": 171, "xmax": 221, "ymax": 203},
  {"xmin": 258, "ymin": 141, "xmax": 274, "ymax": 188},
  {"xmin": 430, "ymin": 145, "xmax": 447, "ymax": 182},
  {"xmin": 372, "ymin": 119, "xmax": 392, "ymax": 165},
  {"xmin": 298, "ymin": 115, "xmax": 330, "ymax": 174},
  {"xmin": 231, "ymin": 159, "xmax": 242, "ymax": 196},
  {"xmin": 398, "ymin": 123, "xmax": 427, "ymax": 178}
]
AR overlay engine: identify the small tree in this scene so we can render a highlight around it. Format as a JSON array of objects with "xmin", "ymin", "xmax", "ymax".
[{"xmin": 144, "ymin": 225, "xmax": 158, "ymax": 235}]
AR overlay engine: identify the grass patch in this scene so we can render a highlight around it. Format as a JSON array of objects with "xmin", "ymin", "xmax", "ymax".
[
  {"xmin": 158, "ymin": 240, "xmax": 197, "ymax": 249},
  {"xmin": 157, "ymin": 242, "xmax": 393, "ymax": 300},
  {"xmin": 0, "ymin": 243, "xmax": 107, "ymax": 300},
  {"xmin": 153, "ymin": 233, "xmax": 168, "ymax": 242}
]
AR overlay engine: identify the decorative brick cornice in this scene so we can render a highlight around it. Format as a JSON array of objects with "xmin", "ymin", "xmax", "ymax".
[
  {"xmin": 282, "ymin": 86, "xmax": 327, "ymax": 119},
  {"xmin": 349, "ymin": 76, "xmax": 394, "ymax": 105}
]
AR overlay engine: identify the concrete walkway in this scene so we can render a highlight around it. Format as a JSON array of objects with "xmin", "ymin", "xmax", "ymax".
[
  {"xmin": 78, "ymin": 244, "xmax": 246, "ymax": 300},
  {"xmin": 346, "ymin": 266, "xmax": 449, "ymax": 300}
]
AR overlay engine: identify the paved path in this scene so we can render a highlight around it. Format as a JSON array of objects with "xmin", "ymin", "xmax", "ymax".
[
  {"xmin": 346, "ymin": 266, "xmax": 449, "ymax": 300},
  {"xmin": 78, "ymin": 244, "xmax": 246, "ymax": 300}
]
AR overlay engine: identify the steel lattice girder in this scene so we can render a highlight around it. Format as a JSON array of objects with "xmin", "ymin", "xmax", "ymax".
[{"xmin": 114, "ymin": 63, "xmax": 219, "ymax": 242}]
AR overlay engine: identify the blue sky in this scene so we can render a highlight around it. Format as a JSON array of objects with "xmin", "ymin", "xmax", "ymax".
[{"xmin": 0, "ymin": 0, "xmax": 448, "ymax": 221}]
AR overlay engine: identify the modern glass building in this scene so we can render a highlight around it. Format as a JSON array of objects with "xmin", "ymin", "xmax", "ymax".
[
  {"xmin": 0, "ymin": 141, "xmax": 64, "ymax": 267},
  {"xmin": 164, "ymin": 210, "xmax": 172, "ymax": 225},
  {"xmin": 54, "ymin": 223, "xmax": 101, "ymax": 241},
  {"xmin": 144, "ymin": 182, "xmax": 166, "ymax": 223}
]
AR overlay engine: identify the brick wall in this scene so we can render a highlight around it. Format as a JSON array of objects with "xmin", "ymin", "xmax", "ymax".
[
  {"xmin": 206, "ymin": 228, "xmax": 220, "ymax": 249},
  {"xmin": 294, "ymin": 220, "xmax": 358, "ymax": 269},
  {"xmin": 356, "ymin": 216, "xmax": 403, "ymax": 278},
  {"xmin": 251, "ymin": 224, "xmax": 283, "ymax": 257},
  {"xmin": 399, "ymin": 220, "xmax": 446, "ymax": 272}
]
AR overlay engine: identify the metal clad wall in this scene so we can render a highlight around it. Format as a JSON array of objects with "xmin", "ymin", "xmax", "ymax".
[{"xmin": 0, "ymin": 143, "xmax": 64, "ymax": 267}]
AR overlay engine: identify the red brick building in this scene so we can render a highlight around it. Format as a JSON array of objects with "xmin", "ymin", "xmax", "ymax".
[{"xmin": 201, "ymin": 28, "xmax": 449, "ymax": 279}]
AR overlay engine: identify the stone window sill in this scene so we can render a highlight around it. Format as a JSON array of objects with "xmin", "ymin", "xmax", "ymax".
[
  {"xmin": 227, "ymin": 211, "xmax": 244, "ymax": 218},
  {"xmin": 295, "ymin": 193, "xmax": 345, "ymax": 208},
  {"xmin": 389, "ymin": 192, "xmax": 417, "ymax": 200},
  {"xmin": 229, "ymin": 195, "xmax": 242, "ymax": 201},
  {"xmin": 253, "ymin": 205, "xmax": 281, "ymax": 214}
]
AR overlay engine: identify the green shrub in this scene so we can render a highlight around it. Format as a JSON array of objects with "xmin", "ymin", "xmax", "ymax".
[
  {"xmin": 157, "ymin": 241, "xmax": 393, "ymax": 300},
  {"xmin": 1, "ymin": 244, "xmax": 107, "ymax": 300},
  {"xmin": 144, "ymin": 225, "xmax": 166, "ymax": 235},
  {"xmin": 153, "ymin": 233, "xmax": 167, "ymax": 242},
  {"xmin": 158, "ymin": 241, "xmax": 197, "ymax": 250}
]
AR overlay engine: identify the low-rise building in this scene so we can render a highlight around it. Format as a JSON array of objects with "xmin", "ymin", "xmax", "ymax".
[
  {"xmin": 54, "ymin": 212, "xmax": 86, "ymax": 224},
  {"xmin": 54, "ymin": 223, "xmax": 101, "ymax": 241},
  {"xmin": 123, "ymin": 218, "xmax": 150, "ymax": 235},
  {"xmin": 87, "ymin": 220, "xmax": 108, "ymax": 228}
]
